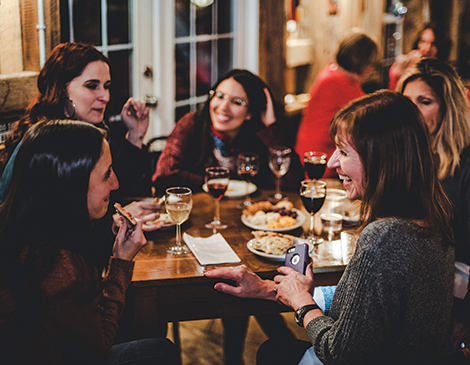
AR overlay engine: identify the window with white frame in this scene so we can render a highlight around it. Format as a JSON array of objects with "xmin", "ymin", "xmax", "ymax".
[
  {"xmin": 61, "ymin": 0, "xmax": 134, "ymax": 119},
  {"xmin": 174, "ymin": 0, "xmax": 234, "ymax": 122}
]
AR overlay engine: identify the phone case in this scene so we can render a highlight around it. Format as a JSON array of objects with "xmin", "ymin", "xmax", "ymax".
[{"xmin": 285, "ymin": 243, "xmax": 309, "ymax": 274}]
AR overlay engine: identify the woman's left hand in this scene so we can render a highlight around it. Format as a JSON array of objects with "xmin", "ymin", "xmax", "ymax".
[
  {"xmin": 274, "ymin": 263, "xmax": 316, "ymax": 310},
  {"xmin": 261, "ymin": 88, "xmax": 276, "ymax": 127},
  {"xmin": 120, "ymin": 97, "xmax": 150, "ymax": 148}
]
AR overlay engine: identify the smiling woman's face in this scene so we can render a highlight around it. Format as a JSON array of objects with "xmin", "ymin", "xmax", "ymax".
[
  {"xmin": 66, "ymin": 60, "xmax": 111, "ymax": 125},
  {"xmin": 327, "ymin": 132, "xmax": 365, "ymax": 200},
  {"xmin": 209, "ymin": 77, "xmax": 251, "ymax": 138}
]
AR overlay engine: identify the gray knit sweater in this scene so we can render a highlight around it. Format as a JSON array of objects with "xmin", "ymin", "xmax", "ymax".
[{"xmin": 306, "ymin": 218, "xmax": 454, "ymax": 365}]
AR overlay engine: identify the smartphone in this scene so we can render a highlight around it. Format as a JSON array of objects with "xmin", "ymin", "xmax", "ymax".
[{"xmin": 285, "ymin": 243, "xmax": 310, "ymax": 274}]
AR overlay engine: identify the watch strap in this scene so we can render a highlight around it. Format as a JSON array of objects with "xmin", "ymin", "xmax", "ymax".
[{"xmin": 295, "ymin": 304, "xmax": 321, "ymax": 327}]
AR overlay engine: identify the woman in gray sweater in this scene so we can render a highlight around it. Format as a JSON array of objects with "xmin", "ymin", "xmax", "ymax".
[{"xmin": 205, "ymin": 91, "xmax": 455, "ymax": 364}]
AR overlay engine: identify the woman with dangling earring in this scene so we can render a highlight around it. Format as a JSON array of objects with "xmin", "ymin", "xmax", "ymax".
[
  {"xmin": 0, "ymin": 42, "xmax": 155, "ymax": 207},
  {"xmin": 0, "ymin": 42, "xmax": 162, "ymax": 272}
]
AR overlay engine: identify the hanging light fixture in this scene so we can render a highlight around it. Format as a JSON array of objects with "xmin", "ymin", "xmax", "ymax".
[{"xmin": 190, "ymin": 0, "xmax": 214, "ymax": 7}]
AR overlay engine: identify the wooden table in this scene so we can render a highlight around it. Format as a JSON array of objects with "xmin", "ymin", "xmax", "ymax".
[{"xmin": 126, "ymin": 182, "xmax": 357, "ymax": 338}]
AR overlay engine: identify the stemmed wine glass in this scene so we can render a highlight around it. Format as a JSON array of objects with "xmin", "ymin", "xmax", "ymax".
[
  {"xmin": 205, "ymin": 166, "xmax": 230, "ymax": 230},
  {"xmin": 165, "ymin": 187, "xmax": 193, "ymax": 255},
  {"xmin": 236, "ymin": 153, "xmax": 259, "ymax": 209},
  {"xmin": 300, "ymin": 180, "xmax": 327, "ymax": 245},
  {"xmin": 268, "ymin": 147, "xmax": 291, "ymax": 202},
  {"xmin": 304, "ymin": 151, "xmax": 327, "ymax": 180}
]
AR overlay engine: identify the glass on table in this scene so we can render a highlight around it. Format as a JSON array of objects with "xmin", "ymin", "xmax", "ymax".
[
  {"xmin": 300, "ymin": 179, "xmax": 326, "ymax": 245},
  {"xmin": 205, "ymin": 166, "xmax": 230, "ymax": 230},
  {"xmin": 304, "ymin": 151, "xmax": 327, "ymax": 180},
  {"xmin": 165, "ymin": 187, "xmax": 193, "ymax": 255},
  {"xmin": 268, "ymin": 147, "xmax": 291, "ymax": 202},
  {"xmin": 321, "ymin": 213, "xmax": 343, "ymax": 242},
  {"xmin": 236, "ymin": 152, "xmax": 259, "ymax": 209}
]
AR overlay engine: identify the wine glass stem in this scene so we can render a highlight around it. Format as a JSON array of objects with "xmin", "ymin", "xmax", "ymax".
[
  {"xmin": 176, "ymin": 223, "xmax": 182, "ymax": 245},
  {"xmin": 245, "ymin": 181, "xmax": 251, "ymax": 205},
  {"xmin": 275, "ymin": 176, "xmax": 281, "ymax": 199},
  {"xmin": 214, "ymin": 199, "xmax": 221, "ymax": 223},
  {"xmin": 309, "ymin": 213, "xmax": 315, "ymax": 237}
]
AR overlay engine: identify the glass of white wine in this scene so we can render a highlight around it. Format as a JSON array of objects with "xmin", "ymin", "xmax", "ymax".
[{"xmin": 165, "ymin": 187, "xmax": 193, "ymax": 255}]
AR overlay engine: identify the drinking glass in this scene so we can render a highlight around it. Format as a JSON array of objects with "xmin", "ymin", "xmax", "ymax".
[
  {"xmin": 321, "ymin": 213, "xmax": 343, "ymax": 242},
  {"xmin": 236, "ymin": 153, "xmax": 259, "ymax": 209},
  {"xmin": 300, "ymin": 180, "xmax": 327, "ymax": 245},
  {"xmin": 304, "ymin": 151, "xmax": 327, "ymax": 180},
  {"xmin": 205, "ymin": 166, "xmax": 230, "ymax": 230},
  {"xmin": 268, "ymin": 147, "xmax": 291, "ymax": 202},
  {"xmin": 165, "ymin": 187, "xmax": 193, "ymax": 255}
]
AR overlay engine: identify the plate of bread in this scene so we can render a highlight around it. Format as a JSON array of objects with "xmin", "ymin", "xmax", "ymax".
[
  {"xmin": 241, "ymin": 200, "xmax": 305, "ymax": 232},
  {"xmin": 247, "ymin": 230, "xmax": 311, "ymax": 261}
]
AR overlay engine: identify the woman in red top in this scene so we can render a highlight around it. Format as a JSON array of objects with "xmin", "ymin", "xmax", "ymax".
[{"xmin": 295, "ymin": 31, "xmax": 378, "ymax": 178}]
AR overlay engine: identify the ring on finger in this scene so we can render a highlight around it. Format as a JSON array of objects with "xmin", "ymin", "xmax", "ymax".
[{"xmin": 273, "ymin": 285, "xmax": 278, "ymax": 293}]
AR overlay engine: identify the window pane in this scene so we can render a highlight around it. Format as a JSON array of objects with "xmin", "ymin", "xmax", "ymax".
[
  {"xmin": 196, "ymin": 4, "xmax": 212, "ymax": 35},
  {"xmin": 217, "ymin": 38, "xmax": 233, "ymax": 78},
  {"xmin": 108, "ymin": 0, "xmax": 129, "ymax": 44},
  {"xmin": 175, "ymin": 0, "xmax": 190, "ymax": 38},
  {"xmin": 197, "ymin": 41, "xmax": 212, "ymax": 96},
  {"xmin": 73, "ymin": 0, "xmax": 101, "ymax": 45},
  {"xmin": 175, "ymin": 105, "xmax": 191, "ymax": 124},
  {"xmin": 218, "ymin": 0, "xmax": 233, "ymax": 34},
  {"xmin": 175, "ymin": 43, "xmax": 190, "ymax": 101},
  {"xmin": 107, "ymin": 50, "xmax": 130, "ymax": 117}
]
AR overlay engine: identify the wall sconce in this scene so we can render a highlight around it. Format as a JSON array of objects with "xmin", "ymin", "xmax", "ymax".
[{"xmin": 190, "ymin": 0, "xmax": 214, "ymax": 7}]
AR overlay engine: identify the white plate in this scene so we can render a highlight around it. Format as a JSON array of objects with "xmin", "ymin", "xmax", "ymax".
[
  {"xmin": 145, "ymin": 213, "xmax": 176, "ymax": 229},
  {"xmin": 203, "ymin": 180, "xmax": 257, "ymax": 198},
  {"xmin": 241, "ymin": 208, "xmax": 306, "ymax": 232},
  {"xmin": 246, "ymin": 238, "xmax": 312, "ymax": 261}
]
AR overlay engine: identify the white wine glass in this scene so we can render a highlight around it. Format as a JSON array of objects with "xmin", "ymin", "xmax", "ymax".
[
  {"xmin": 300, "ymin": 180, "xmax": 326, "ymax": 245},
  {"xmin": 205, "ymin": 166, "xmax": 230, "ymax": 230},
  {"xmin": 268, "ymin": 147, "xmax": 291, "ymax": 202},
  {"xmin": 236, "ymin": 153, "xmax": 259, "ymax": 209},
  {"xmin": 165, "ymin": 187, "xmax": 193, "ymax": 255}
]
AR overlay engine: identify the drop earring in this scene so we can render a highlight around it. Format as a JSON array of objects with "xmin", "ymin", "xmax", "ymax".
[{"xmin": 64, "ymin": 97, "xmax": 76, "ymax": 119}]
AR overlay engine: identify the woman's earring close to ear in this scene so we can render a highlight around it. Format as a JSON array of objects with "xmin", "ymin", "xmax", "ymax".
[{"xmin": 65, "ymin": 97, "xmax": 76, "ymax": 119}]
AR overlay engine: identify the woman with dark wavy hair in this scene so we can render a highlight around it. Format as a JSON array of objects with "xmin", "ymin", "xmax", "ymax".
[
  {"xmin": 0, "ymin": 120, "xmax": 178, "ymax": 364},
  {"xmin": 0, "ymin": 42, "xmax": 153, "ymax": 204},
  {"xmin": 152, "ymin": 68, "xmax": 304, "ymax": 193},
  {"xmin": 389, "ymin": 22, "xmax": 451, "ymax": 90}
]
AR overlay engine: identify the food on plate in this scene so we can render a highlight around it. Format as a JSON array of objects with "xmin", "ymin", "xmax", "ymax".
[
  {"xmin": 114, "ymin": 202, "xmax": 137, "ymax": 226},
  {"xmin": 243, "ymin": 200, "xmax": 298, "ymax": 228},
  {"xmin": 243, "ymin": 201, "xmax": 273, "ymax": 216},
  {"xmin": 250, "ymin": 231, "xmax": 296, "ymax": 255},
  {"xmin": 267, "ymin": 216, "xmax": 297, "ymax": 229}
]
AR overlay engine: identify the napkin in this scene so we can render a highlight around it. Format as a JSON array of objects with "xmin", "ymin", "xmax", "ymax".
[{"xmin": 183, "ymin": 233, "xmax": 241, "ymax": 266}]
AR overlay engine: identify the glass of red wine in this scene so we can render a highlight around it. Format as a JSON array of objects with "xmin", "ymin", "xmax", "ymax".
[
  {"xmin": 304, "ymin": 151, "xmax": 327, "ymax": 180},
  {"xmin": 205, "ymin": 166, "xmax": 230, "ymax": 230},
  {"xmin": 300, "ymin": 179, "xmax": 327, "ymax": 245},
  {"xmin": 236, "ymin": 153, "xmax": 259, "ymax": 209}
]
